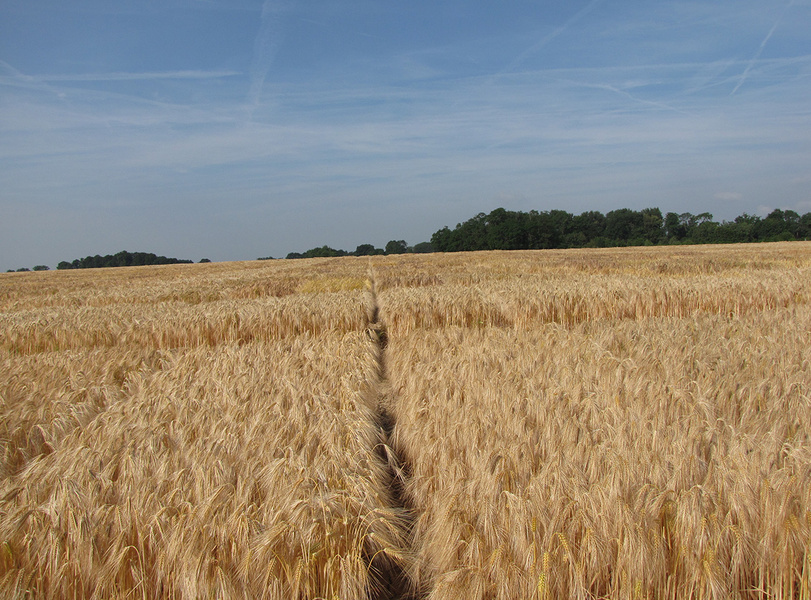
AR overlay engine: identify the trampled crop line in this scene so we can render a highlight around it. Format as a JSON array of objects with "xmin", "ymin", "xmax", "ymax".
[{"xmin": 364, "ymin": 271, "xmax": 420, "ymax": 600}]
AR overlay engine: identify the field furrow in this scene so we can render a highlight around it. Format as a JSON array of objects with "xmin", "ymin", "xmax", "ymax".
[
  {"xmin": 0, "ymin": 260, "xmax": 412, "ymax": 599},
  {"xmin": 1, "ymin": 243, "xmax": 809, "ymax": 599},
  {"xmin": 378, "ymin": 246, "xmax": 811, "ymax": 599},
  {"xmin": 0, "ymin": 333, "xmax": 414, "ymax": 599}
]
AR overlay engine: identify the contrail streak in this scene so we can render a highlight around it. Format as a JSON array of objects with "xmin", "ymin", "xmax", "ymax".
[
  {"xmin": 247, "ymin": 0, "xmax": 292, "ymax": 116},
  {"xmin": 731, "ymin": 0, "xmax": 793, "ymax": 95},
  {"xmin": 503, "ymin": 0, "xmax": 605, "ymax": 74},
  {"xmin": 40, "ymin": 70, "xmax": 241, "ymax": 82},
  {"xmin": 0, "ymin": 59, "xmax": 30, "ymax": 81},
  {"xmin": 595, "ymin": 83, "xmax": 690, "ymax": 115}
]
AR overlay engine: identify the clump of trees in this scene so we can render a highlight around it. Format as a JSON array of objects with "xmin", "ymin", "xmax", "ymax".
[
  {"xmin": 285, "ymin": 241, "xmax": 434, "ymax": 259},
  {"xmin": 56, "ymin": 251, "xmax": 193, "ymax": 270},
  {"xmin": 280, "ymin": 206, "xmax": 810, "ymax": 260},
  {"xmin": 8, "ymin": 207, "xmax": 808, "ymax": 274},
  {"xmin": 5, "ymin": 265, "xmax": 49, "ymax": 273},
  {"xmin": 430, "ymin": 207, "xmax": 811, "ymax": 252}
]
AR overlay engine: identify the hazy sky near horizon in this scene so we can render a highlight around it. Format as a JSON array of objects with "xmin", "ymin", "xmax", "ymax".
[{"xmin": 1, "ymin": 0, "xmax": 810, "ymax": 269}]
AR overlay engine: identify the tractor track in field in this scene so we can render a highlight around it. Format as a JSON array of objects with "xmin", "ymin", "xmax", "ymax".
[{"xmin": 364, "ymin": 273, "xmax": 420, "ymax": 600}]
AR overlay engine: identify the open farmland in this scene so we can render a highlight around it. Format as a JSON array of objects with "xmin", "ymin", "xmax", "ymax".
[{"xmin": 1, "ymin": 243, "xmax": 810, "ymax": 599}]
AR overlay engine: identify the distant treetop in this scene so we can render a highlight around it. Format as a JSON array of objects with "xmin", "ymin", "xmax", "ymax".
[
  {"xmin": 429, "ymin": 207, "xmax": 810, "ymax": 252},
  {"xmin": 56, "ymin": 251, "xmax": 193, "ymax": 270},
  {"xmin": 283, "ymin": 240, "xmax": 434, "ymax": 259}
]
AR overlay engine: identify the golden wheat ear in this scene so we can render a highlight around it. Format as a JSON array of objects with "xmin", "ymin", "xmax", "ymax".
[{"xmin": 3, "ymin": 245, "xmax": 810, "ymax": 598}]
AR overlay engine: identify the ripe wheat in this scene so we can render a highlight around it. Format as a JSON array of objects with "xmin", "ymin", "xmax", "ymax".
[
  {"xmin": 1, "ymin": 243, "xmax": 809, "ymax": 598},
  {"xmin": 0, "ymin": 258, "xmax": 407, "ymax": 598}
]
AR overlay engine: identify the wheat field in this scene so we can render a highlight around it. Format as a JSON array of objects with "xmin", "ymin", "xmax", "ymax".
[{"xmin": 1, "ymin": 243, "xmax": 809, "ymax": 599}]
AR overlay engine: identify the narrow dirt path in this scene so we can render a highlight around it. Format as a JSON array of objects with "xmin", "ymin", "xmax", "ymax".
[{"xmin": 364, "ymin": 272, "xmax": 420, "ymax": 600}]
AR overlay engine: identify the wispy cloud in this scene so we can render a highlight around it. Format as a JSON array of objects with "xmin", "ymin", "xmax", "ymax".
[
  {"xmin": 0, "ymin": 59, "xmax": 24, "ymax": 77},
  {"xmin": 731, "ymin": 0, "xmax": 794, "ymax": 94},
  {"xmin": 35, "ymin": 70, "xmax": 241, "ymax": 82},
  {"xmin": 502, "ymin": 0, "xmax": 605, "ymax": 74},
  {"xmin": 569, "ymin": 81, "xmax": 691, "ymax": 115},
  {"xmin": 2, "ymin": 0, "xmax": 811, "ymax": 269},
  {"xmin": 247, "ymin": 0, "xmax": 295, "ymax": 115},
  {"xmin": 714, "ymin": 191, "xmax": 743, "ymax": 201},
  {"xmin": 0, "ymin": 60, "xmax": 240, "ymax": 104}
]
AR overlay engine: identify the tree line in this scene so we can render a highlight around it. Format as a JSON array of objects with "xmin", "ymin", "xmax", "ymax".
[
  {"xmin": 55, "ymin": 251, "xmax": 195, "ymax": 270},
  {"xmin": 7, "ymin": 207, "xmax": 809, "ymax": 273},
  {"xmin": 284, "ymin": 240, "xmax": 435, "ymax": 259},
  {"xmin": 430, "ymin": 207, "xmax": 811, "ymax": 252}
]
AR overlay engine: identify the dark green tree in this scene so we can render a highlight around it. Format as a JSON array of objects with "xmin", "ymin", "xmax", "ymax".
[
  {"xmin": 485, "ymin": 208, "xmax": 527, "ymax": 250},
  {"xmin": 664, "ymin": 212, "xmax": 686, "ymax": 241},
  {"xmin": 641, "ymin": 208, "xmax": 664, "ymax": 244},
  {"xmin": 459, "ymin": 213, "xmax": 489, "ymax": 251},
  {"xmin": 799, "ymin": 212, "xmax": 811, "ymax": 239},
  {"xmin": 430, "ymin": 227, "xmax": 454, "ymax": 252},
  {"xmin": 755, "ymin": 209, "xmax": 802, "ymax": 241},
  {"xmin": 605, "ymin": 209, "xmax": 644, "ymax": 244},
  {"xmin": 411, "ymin": 241, "xmax": 435, "ymax": 253},
  {"xmin": 56, "ymin": 251, "xmax": 192, "ymax": 269},
  {"xmin": 385, "ymin": 240, "xmax": 408, "ymax": 255},
  {"xmin": 305, "ymin": 246, "xmax": 347, "ymax": 258},
  {"xmin": 525, "ymin": 211, "xmax": 562, "ymax": 249},
  {"xmin": 571, "ymin": 211, "xmax": 606, "ymax": 245},
  {"xmin": 685, "ymin": 213, "xmax": 719, "ymax": 243},
  {"xmin": 725, "ymin": 213, "xmax": 760, "ymax": 243}
]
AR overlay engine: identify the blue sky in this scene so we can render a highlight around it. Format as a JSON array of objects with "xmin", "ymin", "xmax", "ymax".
[{"xmin": 1, "ymin": 0, "xmax": 810, "ymax": 269}]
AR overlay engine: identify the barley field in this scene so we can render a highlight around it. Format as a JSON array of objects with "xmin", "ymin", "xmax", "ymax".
[{"xmin": 1, "ymin": 243, "xmax": 809, "ymax": 599}]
